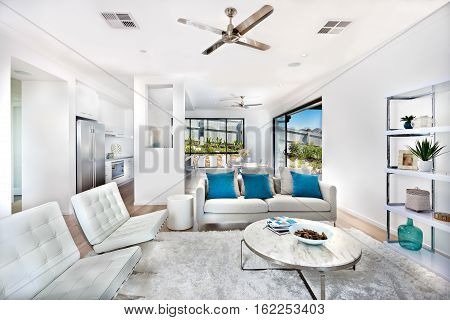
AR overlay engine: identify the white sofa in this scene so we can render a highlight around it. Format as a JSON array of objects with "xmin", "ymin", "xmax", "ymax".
[
  {"xmin": 0, "ymin": 202, "xmax": 141, "ymax": 300},
  {"xmin": 196, "ymin": 177, "xmax": 336, "ymax": 230},
  {"xmin": 71, "ymin": 182, "xmax": 168, "ymax": 253}
]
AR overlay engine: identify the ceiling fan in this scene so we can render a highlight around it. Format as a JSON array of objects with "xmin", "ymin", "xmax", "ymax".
[
  {"xmin": 177, "ymin": 5, "xmax": 273, "ymax": 55},
  {"xmin": 221, "ymin": 96, "xmax": 263, "ymax": 109}
]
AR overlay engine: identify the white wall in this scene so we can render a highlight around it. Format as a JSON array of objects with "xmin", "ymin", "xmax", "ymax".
[
  {"xmin": 186, "ymin": 108, "xmax": 273, "ymax": 166},
  {"xmin": 105, "ymin": 136, "xmax": 133, "ymax": 158},
  {"xmin": 270, "ymin": 5, "xmax": 450, "ymax": 253},
  {"xmin": 0, "ymin": 50, "xmax": 12, "ymax": 217},
  {"xmin": 21, "ymin": 81, "xmax": 71, "ymax": 211},
  {"xmin": 134, "ymin": 77, "xmax": 185, "ymax": 205},
  {"xmin": 11, "ymin": 78, "xmax": 21, "ymax": 196}
]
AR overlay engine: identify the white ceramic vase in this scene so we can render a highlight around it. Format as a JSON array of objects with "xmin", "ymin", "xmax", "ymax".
[{"xmin": 417, "ymin": 160, "xmax": 432, "ymax": 172}]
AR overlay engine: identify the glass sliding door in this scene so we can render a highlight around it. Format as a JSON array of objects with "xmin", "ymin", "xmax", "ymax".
[
  {"xmin": 274, "ymin": 115, "xmax": 286, "ymax": 175},
  {"xmin": 287, "ymin": 107, "xmax": 322, "ymax": 173},
  {"xmin": 273, "ymin": 97, "xmax": 322, "ymax": 175}
]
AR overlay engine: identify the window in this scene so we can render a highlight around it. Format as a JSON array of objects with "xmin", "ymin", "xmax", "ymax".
[
  {"xmin": 273, "ymin": 98, "xmax": 322, "ymax": 175},
  {"xmin": 185, "ymin": 118, "xmax": 244, "ymax": 167}
]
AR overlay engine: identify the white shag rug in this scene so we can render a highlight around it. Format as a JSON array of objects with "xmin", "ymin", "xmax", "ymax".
[{"xmin": 116, "ymin": 229, "xmax": 449, "ymax": 300}]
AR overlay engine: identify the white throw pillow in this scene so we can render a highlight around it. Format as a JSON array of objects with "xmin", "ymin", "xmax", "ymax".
[{"xmin": 240, "ymin": 168, "xmax": 275, "ymax": 196}]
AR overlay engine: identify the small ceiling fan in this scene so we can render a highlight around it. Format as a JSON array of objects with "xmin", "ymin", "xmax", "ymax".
[
  {"xmin": 221, "ymin": 96, "xmax": 263, "ymax": 109},
  {"xmin": 177, "ymin": 5, "xmax": 273, "ymax": 55}
]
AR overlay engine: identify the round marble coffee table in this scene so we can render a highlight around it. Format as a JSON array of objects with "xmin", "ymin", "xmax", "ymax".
[{"xmin": 242, "ymin": 219, "xmax": 362, "ymax": 300}]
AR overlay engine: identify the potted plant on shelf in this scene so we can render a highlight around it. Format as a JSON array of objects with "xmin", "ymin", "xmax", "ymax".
[
  {"xmin": 400, "ymin": 115, "xmax": 416, "ymax": 129},
  {"xmin": 408, "ymin": 139, "xmax": 446, "ymax": 172}
]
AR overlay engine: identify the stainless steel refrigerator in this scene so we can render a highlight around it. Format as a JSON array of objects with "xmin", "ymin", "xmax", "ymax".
[{"xmin": 76, "ymin": 119, "xmax": 105, "ymax": 193}]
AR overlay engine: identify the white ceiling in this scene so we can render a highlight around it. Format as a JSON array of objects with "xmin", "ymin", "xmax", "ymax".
[
  {"xmin": 11, "ymin": 58, "xmax": 63, "ymax": 81},
  {"xmin": 0, "ymin": 0, "xmax": 447, "ymax": 111}
]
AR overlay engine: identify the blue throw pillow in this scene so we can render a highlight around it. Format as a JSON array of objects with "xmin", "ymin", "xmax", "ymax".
[
  {"xmin": 206, "ymin": 171, "xmax": 238, "ymax": 199},
  {"xmin": 242, "ymin": 173, "xmax": 273, "ymax": 199},
  {"xmin": 290, "ymin": 171, "xmax": 322, "ymax": 199}
]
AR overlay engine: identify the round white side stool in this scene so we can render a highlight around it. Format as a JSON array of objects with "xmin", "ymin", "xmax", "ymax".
[{"xmin": 167, "ymin": 194, "xmax": 194, "ymax": 230}]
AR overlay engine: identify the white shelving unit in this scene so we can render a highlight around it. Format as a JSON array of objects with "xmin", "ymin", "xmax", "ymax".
[
  {"xmin": 385, "ymin": 204, "xmax": 450, "ymax": 233},
  {"xmin": 385, "ymin": 168, "xmax": 450, "ymax": 182},
  {"xmin": 385, "ymin": 81, "xmax": 450, "ymax": 280},
  {"xmin": 384, "ymin": 242, "xmax": 449, "ymax": 281},
  {"xmin": 385, "ymin": 126, "xmax": 450, "ymax": 136}
]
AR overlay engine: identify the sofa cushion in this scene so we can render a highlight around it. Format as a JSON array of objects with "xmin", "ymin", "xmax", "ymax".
[
  {"xmin": 240, "ymin": 167, "xmax": 275, "ymax": 195},
  {"xmin": 34, "ymin": 246, "xmax": 141, "ymax": 300},
  {"xmin": 204, "ymin": 197, "xmax": 268, "ymax": 214},
  {"xmin": 241, "ymin": 173, "xmax": 273, "ymax": 199},
  {"xmin": 71, "ymin": 182, "xmax": 130, "ymax": 246},
  {"xmin": 93, "ymin": 210, "xmax": 168, "ymax": 253},
  {"xmin": 206, "ymin": 171, "xmax": 238, "ymax": 199},
  {"xmin": 291, "ymin": 172, "xmax": 323, "ymax": 199},
  {"xmin": 280, "ymin": 167, "xmax": 315, "ymax": 195},
  {"xmin": 205, "ymin": 168, "xmax": 240, "ymax": 196},
  {"xmin": 265, "ymin": 194, "xmax": 331, "ymax": 212},
  {"xmin": 0, "ymin": 202, "xmax": 80, "ymax": 300}
]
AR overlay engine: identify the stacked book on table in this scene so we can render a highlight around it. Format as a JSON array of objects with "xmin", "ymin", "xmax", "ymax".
[{"xmin": 266, "ymin": 216, "xmax": 297, "ymax": 235}]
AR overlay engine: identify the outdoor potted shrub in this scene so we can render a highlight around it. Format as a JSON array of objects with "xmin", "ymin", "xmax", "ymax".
[
  {"xmin": 400, "ymin": 115, "xmax": 416, "ymax": 129},
  {"xmin": 408, "ymin": 139, "xmax": 446, "ymax": 172}
]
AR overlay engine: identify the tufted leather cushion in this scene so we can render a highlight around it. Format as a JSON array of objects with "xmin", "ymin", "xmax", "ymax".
[
  {"xmin": 93, "ymin": 210, "xmax": 168, "ymax": 253},
  {"xmin": 71, "ymin": 183, "xmax": 130, "ymax": 246},
  {"xmin": 34, "ymin": 246, "xmax": 141, "ymax": 300},
  {"xmin": 0, "ymin": 202, "xmax": 80, "ymax": 299}
]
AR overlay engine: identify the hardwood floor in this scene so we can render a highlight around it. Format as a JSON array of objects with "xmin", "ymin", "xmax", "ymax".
[{"xmin": 64, "ymin": 180, "xmax": 390, "ymax": 257}]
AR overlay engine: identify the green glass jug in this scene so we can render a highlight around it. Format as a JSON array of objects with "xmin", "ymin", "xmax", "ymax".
[{"xmin": 398, "ymin": 218, "xmax": 423, "ymax": 251}]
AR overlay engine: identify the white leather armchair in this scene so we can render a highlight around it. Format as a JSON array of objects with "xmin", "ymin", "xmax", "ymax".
[
  {"xmin": 0, "ymin": 202, "xmax": 141, "ymax": 300},
  {"xmin": 71, "ymin": 182, "xmax": 168, "ymax": 253}
]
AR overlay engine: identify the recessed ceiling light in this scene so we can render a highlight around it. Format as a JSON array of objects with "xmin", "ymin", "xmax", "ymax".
[
  {"xmin": 288, "ymin": 62, "xmax": 301, "ymax": 67},
  {"xmin": 140, "ymin": 49, "xmax": 147, "ymax": 53},
  {"xmin": 13, "ymin": 70, "xmax": 32, "ymax": 76},
  {"xmin": 300, "ymin": 53, "xmax": 308, "ymax": 57}
]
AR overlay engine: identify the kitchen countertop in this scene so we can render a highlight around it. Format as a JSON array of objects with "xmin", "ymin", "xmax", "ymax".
[{"xmin": 105, "ymin": 156, "xmax": 134, "ymax": 162}]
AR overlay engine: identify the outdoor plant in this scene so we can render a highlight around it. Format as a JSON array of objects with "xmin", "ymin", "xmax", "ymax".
[
  {"xmin": 288, "ymin": 141, "xmax": 322, "ymax": 173},
  {"xmin": 239, "ymin": 148, "xmax": 250, "ymax": 158},
  {"xmin": 408, "ymin": 139, "xmax": 445, "ymax": 161}
]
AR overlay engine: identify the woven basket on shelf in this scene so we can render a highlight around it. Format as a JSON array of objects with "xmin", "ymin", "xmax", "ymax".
[{"xmin": 405, "ymin": 188, "xmax": 431, "ymax": 212}]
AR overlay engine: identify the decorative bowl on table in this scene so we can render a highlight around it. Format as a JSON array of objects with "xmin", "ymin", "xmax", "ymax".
[{"xmin": 289, "ymin": 222, "xmax": 333, "ymax": 245}]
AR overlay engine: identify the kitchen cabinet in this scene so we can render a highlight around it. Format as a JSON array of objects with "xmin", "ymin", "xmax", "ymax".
[
  {"xmin": 75, "ymin": 83, "xmax": 99, "ymax": 120},
  {"xmin": 98, "ymin": 98, "xmax": 132, "ymax": 138},
  {"xmin": 124, "ymin": 109, "xmax": 134, "ymax": 138},
  {"xmin": 124, "ymin": 158, "xmax": 134, "ymax": 179},
  {"xmin": 105, "ymin": 161, "xmax": 112, "ymax": 183}
]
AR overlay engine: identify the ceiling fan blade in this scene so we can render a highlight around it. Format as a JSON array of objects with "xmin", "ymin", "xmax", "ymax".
[
  {"xmin": 220, "ymin": 97, "xmax": 241, "ymax": 102},
  {"xmin": 234, "ymin": 5, "xmax": 273, "ymax": 36},
  {"xmin": 244, "ymin": 103, "xmax": 263, "ymax": 107},
  {"xmin": 236, "ymin": 37, "xmax": 270, "ymax": 51},
  {"xmin": 202, "ymin": 39, "xmax": 225, "ymax": 55},
  {"xmin": 177, "ymin": 18, "xmax": 225, "ymax": 35}
]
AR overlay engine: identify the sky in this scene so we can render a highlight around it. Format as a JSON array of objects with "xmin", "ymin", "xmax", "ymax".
[{"xmin": 288, "ymin": 109, "xmax": 322, "ymax": 130}]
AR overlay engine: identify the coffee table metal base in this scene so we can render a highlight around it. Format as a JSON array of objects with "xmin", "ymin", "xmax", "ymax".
[{"xmin": 240, "ymin": 239, "xmax": 354, "ymax": 300}]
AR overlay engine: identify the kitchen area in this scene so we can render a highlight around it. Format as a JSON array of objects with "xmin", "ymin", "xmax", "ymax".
[{"xmin": 76, "ymin": 82, "xmax": 134, "ymax": 193}]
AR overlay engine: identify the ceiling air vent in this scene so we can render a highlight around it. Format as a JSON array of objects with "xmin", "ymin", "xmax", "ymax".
[
  {"xmin": 318, "ymin": 20, "xmax": 351, "ymax": 34},
  {"xmin": 101, "ymin": 12, "xmax": 139, "ymax": 29}
]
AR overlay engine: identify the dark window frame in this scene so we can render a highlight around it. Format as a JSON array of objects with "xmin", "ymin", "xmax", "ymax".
[{"xmin": 185, "ymin": 117, "xmax": 245, "ymax": 155}]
